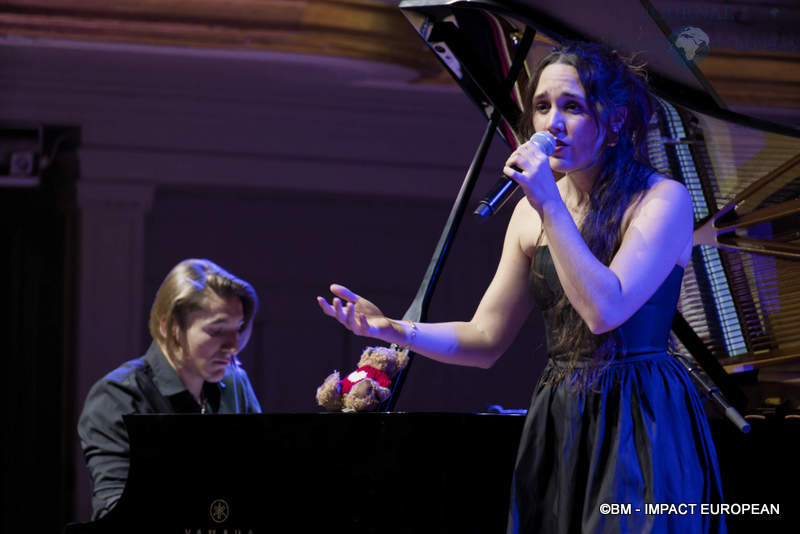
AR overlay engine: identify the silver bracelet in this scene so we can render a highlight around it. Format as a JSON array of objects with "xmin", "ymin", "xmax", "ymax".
[{"xmin": 404, "ymin": 319, "xmax": 418, "ymax": 350}]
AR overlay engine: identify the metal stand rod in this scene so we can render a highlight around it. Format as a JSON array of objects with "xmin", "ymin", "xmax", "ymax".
[
  {"xmin": 380, "ymin": 26, "xmax": 535, "ymax": 411},
  {"xmin": 671, "ymin": 312, "xmax": 749, "ymax": 432},
  {"xmin": 672, "ymin": 352, "xmax": 750, "ymax": 433},
  {"xmin": 380, "ymin": 108, "xmax": 503, "ymax": 412},
  {"xmin": 671, "ymin": 311, "xmax": 748, "ymax": 413}
]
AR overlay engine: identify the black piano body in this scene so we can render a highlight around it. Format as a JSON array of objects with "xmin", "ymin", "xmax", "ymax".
[
  {"xmin": 65, "ymin": 413, "xmax": 525, "ymax": 533},
  {"xmin": 64, "ymin": 412, "xmax": 800, "ymax": 533}
]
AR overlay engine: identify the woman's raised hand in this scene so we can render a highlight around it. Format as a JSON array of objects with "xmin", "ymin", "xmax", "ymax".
[
  {"xmin": 317, "ymin": 284, "xmax": 400, "ymax": 344},
  {"xmin": 503, "ymin": 136, "xmax": 560, "ymax": 214}
]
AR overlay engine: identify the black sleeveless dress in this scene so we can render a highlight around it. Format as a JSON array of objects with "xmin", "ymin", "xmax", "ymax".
[{"xmin": 508, "ymin": 246, "xmax": 726, "ymax": 533}]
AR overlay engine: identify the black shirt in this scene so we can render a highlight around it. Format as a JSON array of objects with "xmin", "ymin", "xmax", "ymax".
[{"xmin": 77, "ymin": 341, "xmax": 261, "ymax": 519}]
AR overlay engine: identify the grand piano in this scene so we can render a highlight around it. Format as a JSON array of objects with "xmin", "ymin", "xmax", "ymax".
[
  {"xmin": 66, "ymin": 1, "xmax": 800, "ymax": 532},
  {"xmin": 65, "ymin": 412, "xmax": 525, "ymax": 533}
]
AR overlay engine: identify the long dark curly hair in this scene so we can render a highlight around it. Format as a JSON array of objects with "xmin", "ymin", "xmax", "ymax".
[{"xmin": 519, "ymin": 42, "xmax": 657, "ymax": 388}]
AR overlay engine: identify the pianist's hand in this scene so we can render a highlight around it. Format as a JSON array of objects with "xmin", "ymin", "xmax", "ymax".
[{"xmin": 317, "ymin": 284, "xmax": 400, "ymax": 344}]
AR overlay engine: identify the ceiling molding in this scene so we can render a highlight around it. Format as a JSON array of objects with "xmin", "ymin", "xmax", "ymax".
[
  {"xmin": 0, "ymin": 0, "xmax": 797, "ymax": 119},
  {"xmin": 0, "ymin": 0, "xmax": 447, "ymax": 83}
]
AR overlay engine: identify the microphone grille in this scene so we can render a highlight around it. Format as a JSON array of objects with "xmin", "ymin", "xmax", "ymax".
[{"xmin": 530, "ymin": 131, "xmax": 556, "ymax": 156}]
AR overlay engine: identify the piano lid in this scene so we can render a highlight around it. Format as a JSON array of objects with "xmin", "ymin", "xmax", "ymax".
[
  {"xmin": 399, "ymin": 0, "xmax": 800, "ymax": 138},
  {"xmin": 398, "ymin": 1, "xmax": 800, "ymax": 376}
]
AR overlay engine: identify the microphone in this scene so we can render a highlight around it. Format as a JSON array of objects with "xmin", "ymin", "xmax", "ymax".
[{"xmin": 474, "ymin": 131, "xmax": 557, "ymax": 219}]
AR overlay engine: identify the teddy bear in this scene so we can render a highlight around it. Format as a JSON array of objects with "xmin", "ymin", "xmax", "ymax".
[{"xmin": 316, "ymin": 345, "xmax": 410, "ymax": 412}]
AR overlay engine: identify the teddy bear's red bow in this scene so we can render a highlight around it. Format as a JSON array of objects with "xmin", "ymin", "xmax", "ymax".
[{"xmin": 340, "ymin": 365, "xmax": 392, "ymax": 394}]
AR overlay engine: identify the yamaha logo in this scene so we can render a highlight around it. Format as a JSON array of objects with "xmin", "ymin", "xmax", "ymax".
[
  {"xmin": 209, "ymin": 499, "xmax": 230, "ymax": 523},
  {"xmin": 183, "ymin": 498, "xmax": 254, "ymax": 533}
]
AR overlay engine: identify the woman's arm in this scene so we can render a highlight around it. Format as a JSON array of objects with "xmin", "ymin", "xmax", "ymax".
[
  {"xmin": 317, "ymin": 201, "xmax": 536, "ymax": 369},
  {"xmin": 505, "ymin": 135, "xmax": 693, "ymax": 335},
  {"xmin": 540, "ymin": 178, "xmax": 692, "ymax": 334}
]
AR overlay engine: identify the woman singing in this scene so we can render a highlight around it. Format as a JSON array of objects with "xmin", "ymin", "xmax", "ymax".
[{"xmin": 318, "ymin": 41, "xmax": 725, "ymax": 533}]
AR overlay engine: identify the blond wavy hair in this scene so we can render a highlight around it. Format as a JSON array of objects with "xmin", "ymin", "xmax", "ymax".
[{"xmin": 148, "ymin": 259, "xmax": 258, "ymax": 366}]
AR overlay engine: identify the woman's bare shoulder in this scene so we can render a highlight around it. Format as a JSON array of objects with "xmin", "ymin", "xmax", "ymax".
[
  {"xmin": 509, "ymin": 197, "xmax": 544, "ymax": 258},
  {"xmin": 625, "ymin": 172, "xmax": 693, "ymax": 266},
  {"xmin": 622, "ymin": 173, "xmax": 689, "ymax": 223},
  {"xmin": 644, "ymin": 173, "xmax": 691, "ymax": 205}
]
